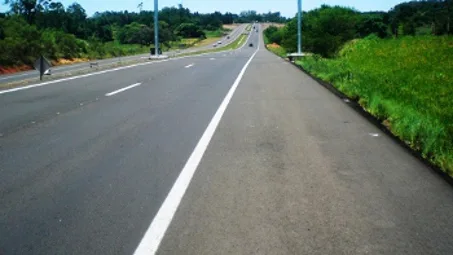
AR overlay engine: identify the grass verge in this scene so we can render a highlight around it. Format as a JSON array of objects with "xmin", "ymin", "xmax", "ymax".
[
  {"xmin": 179, "ymin": 34, "xmax": 248, "ymax": 57},
  {"xmin": 263, "ymin": 33, "xmax": 287, "ymax": 57},
  {"xmin": 296, "ymin": 35, "xmax": 453, "ymax": 176}
]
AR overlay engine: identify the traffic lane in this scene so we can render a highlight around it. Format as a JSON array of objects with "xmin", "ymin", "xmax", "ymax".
[
  {"xmin": 0, "ymin": 33, "xmax": 257, "ymax": 190},
  {"xmin": 0, "ymin": 50, "xmax": 246, "ymax": 136},
  {"xmin": 0, "ymin": 47, "xmax": 255, "ymax": 255},
  {"xmin": 157, "ymin": 46, "xmax": 453, "ymax": 254},
  {"xmin": 0, "ymin": 25, "xmax": 246, "ymax": 85}
]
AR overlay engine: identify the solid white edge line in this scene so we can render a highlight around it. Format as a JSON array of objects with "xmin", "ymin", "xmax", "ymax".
[
  {"xmin": 105, "ymin": 83, "xmax": 142, "ymax": 97},
  {"xmin": 0, "ymin": 24, "xmax": 251, "ymax": 96},
  {"xmin": 132, "ymin": 30, "xmax": 260, "ymax": 255},
  {"xmin": 184, "ymin": 64, "xmax": 195, "ymax": 68}
]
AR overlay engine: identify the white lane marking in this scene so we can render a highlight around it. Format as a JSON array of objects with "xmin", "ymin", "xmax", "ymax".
[
  {"xmin": 184, "ymin": 63, "xmax": 195, "ymax": 68},
  {"xmin": 105, "ymin": 83, "xmax": 142, "ymax": 97},
  {"xmin": 210, "ymin": 58, "xmax": 216, "ymax": 60},
  {"xmin": 369, "ymin": 133, "xmax": 380, "ymax": 137},
  {"xmin": 0, "ymin": 44, "xmax": 245, "ymax": 96},
  {"xmin": 133, "ymin": 38, "xmax": 260, "ymax": 255}
]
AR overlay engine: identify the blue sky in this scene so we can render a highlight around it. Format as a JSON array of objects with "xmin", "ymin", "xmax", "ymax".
[{"xmin": 1, "ymin": 0, "xmax": 405, "ymax": 17}]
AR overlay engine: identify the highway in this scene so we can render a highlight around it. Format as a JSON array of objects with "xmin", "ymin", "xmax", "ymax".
[
  {"xmin": 1, "ymin": 24, "xmax": 453, "ymax": 255},
  {"xmin": 0, "ymin": 24, "xmax": 246, "ymax": 85}
]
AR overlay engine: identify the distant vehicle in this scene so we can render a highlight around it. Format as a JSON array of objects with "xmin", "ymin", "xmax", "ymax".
[
  {"xmin": 213, "ymin": 43, "xmax": 217, "ymax": 47},
  {"xmin": 227, "ymin": 36, "xmax": 230, "ymax": 39},
  {"xmin": 217, "ymin": 41, "xmax": 222, "ymax": 45},
  {"xmin": 249, "ymin": 43, "xmax": 254, "ymax": 47}
]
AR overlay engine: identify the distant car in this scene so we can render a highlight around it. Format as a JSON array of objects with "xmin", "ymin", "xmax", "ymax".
[
  {"xmin": 217, "ymin": 41, "xmax": 222, "ymax": 45},
  {"xmin": 249, "ymin": 43, "xmax": 254, "ymax": 47},
  {"xmin": 213, "ymin": 43, "xmax": 217, "ymax": 47},
  {"xmin": 227, "ymin": 36, "xmax": 230, "ymax": 39}
]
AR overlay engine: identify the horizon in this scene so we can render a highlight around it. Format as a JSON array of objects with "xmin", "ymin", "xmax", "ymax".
[{"xmin": 0, "ymin": 0, "xmax": 406, "ymax": 18}]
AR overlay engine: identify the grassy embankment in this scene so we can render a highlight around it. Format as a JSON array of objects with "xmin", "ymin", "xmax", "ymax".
[
  {"xmin": 295, "ymin": 36, "xmax": 453, "ymax": 175},
  {"xmin": 263, "ymin": 33, "xmax": 287, "ymax": 57}
]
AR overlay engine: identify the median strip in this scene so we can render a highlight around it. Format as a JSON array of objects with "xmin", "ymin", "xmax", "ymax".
[{"xmin": 105, "ymin": 83, "xmax": 142, "ymax": 97}]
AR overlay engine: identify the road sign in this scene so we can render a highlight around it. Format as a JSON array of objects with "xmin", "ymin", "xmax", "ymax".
[{"xmin": 34, "ymin": 55, "xmax": 52, "ymax": 80}]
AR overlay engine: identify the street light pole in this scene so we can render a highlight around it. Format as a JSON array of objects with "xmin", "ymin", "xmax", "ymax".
[
  {"xmin": 154, "ymin": 0, "xmax": 159, "ymax": 57},
  {"xmin": 297, "ymin": 0, "xmax": 302, "ymax": 54}
]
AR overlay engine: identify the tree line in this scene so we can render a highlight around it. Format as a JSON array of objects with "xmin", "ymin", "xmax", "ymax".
[
  {"xmin": 265, "ymin": 0, "xmax": 453, "ymax": 58},
  {"xmin": 0, "ymin": 0, "xmax": 287, "ymax": 68}
]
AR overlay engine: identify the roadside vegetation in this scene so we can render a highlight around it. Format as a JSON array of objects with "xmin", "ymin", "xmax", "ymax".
[
  {"xmin": 0, "ymin": 1, "xmax": 287, "ymax": 73},
  {"xmin": 264, "ymin": 1, "xmax": 453, "ymax": 176}
]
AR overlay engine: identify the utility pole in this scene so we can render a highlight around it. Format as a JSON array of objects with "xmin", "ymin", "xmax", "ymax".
[
  {"xmin": 297, "ymin": 0, "xmax": 302, "ymax": 54},
  {"xmin": 154, "ymin": 0, "xmax": 159, "ymax": 57}
]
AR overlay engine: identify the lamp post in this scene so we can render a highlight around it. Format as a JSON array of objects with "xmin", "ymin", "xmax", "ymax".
[
  {"xmin": 297, "ymin": 0, "xmax": 302, "ymax": 54},
  {"xmin": 154, "ymin": 0, "xmax": 159, "ymax": 57}
]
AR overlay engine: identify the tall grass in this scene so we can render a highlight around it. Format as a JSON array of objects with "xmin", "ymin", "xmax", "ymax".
[
  {"xmin": 87, "ymin": 41, "xmax": 149, "ymax": 59},
  {"xmin": 204, "ymin": 29, "xmax": 225, "ymax": 38},
  {"xmin": 297, "ymin": 35, "xmax": 453, "ymax": 175}
]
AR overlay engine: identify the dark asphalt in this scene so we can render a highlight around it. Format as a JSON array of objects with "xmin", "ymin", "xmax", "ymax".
[
  {"xmin": 157, "ymin": 28, "xmax": 453, "ymax": 254},
  {"xmin": 0, "ymin": 28, "xmax": 259, "ymax": 254},
  {"xmin": 2, "ymin": 23, "xmax": 453, "ymax": 255},
  {"xmin": 0, "ymin": 24, "xmax": 246, "ymax": 85}
]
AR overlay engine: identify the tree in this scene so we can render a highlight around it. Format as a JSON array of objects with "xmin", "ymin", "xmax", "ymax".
[
  {"xmin": 264, "ymin": 25, "xmax": 283, "ymax": 44},
  {"xmin": 4, "ymin": 0, "xmax": 51, "ymax": 23},
  {"xmin": 357, "ymin": 14, "xmax": 389, "ymax": 38},
  {"xmin": 175, "ymin": 23, "xmax": 205, "ymax": 38},
  {"xmin": 66, "ymin": 3, "xmax": 87, "ymax": 37},
  {"xmin": 0, "ymin": 18, "xmax": 5, "ymax": 40},
  {"xmin": 282, "ymin": 5, "xmax": 361, "ymax": 57}
]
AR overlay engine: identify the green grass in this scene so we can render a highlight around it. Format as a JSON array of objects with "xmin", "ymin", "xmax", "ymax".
[
  {"xmin": 204, "ymin": 29, "xmax": 225, "ymax": 38},
  {"xmin": 180, "ymin": 34, "xmax": 248, "ymax": 57},
  {"xmin": 297, "ymin": 35, "xmax": 453, "ymax": 175},
  {"xmin": 263, "ymin": 33, "xmax": 287, "ymax": 57},
  {"xmin": 86, "ymin": 41, "xmax": 149, "ymax": 59},
  {"xmin": 246, "ymin": 24, "xmax": 252, "ymax": 31}
]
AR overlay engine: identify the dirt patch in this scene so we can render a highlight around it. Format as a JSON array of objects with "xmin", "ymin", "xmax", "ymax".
[
  {"xmin": 223, "ymin": 24, "xmax": 239, "ymax": 30},
  {"xmin": 267, "ymin": 43, "xmax": 283, "ymax": 49},
  {"xmin": 52, "ymin": 58, "xmax": 90, "ymax": 66},
  {"xmin": 262, "ymin": 23, "xmax": 285, "ymax": 30},
  {"xmin": 0, "ymin": 65, "xmax": 33, "ymax": 75}
]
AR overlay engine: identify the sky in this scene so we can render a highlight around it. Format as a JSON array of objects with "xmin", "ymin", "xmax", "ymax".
[{"xmin": 0, "ymin": 0, "xmax": 406, "ymax": 17}]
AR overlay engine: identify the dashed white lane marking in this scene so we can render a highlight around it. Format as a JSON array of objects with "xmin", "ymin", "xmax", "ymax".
[
  {"xmin": 105, "ymin": 83, "xmax": 142, "ymax": 97},
  {"xmin": 185, "ymin": 63, "xmax": 195, "ymax": 68},
  {"xmin": 369, "ymin": 133, "xmax": 380, "ymax": 137},
  {"xmin": 133, "ymin": 35, "xmax": 261, "ymax": 255},
  {"xmin": 210, "ymin": 58, "xmax": 216, "ymax": 60}
]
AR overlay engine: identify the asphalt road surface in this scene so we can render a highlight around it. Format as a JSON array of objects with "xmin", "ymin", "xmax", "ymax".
[
  {"xmin": 1, "ymin": 25, "xmax": 453, "ymax": 255},
  {"xmin": 0, "ymin": 24, "xmax": 247, "ymax": 85}
]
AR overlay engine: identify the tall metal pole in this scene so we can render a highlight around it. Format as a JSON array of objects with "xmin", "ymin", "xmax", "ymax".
[
  {"xmin": 297, "ymin": 0, "xmax": 302, "ymax": 54},
  {"xmin": 154, "ymin": 0, "xmax": 159, "ymax": 57}
]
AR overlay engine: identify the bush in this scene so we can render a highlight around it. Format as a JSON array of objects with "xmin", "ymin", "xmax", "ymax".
[{"xmin": 264, "ymin": 26, "xmax": 284, "ymax": 45}]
